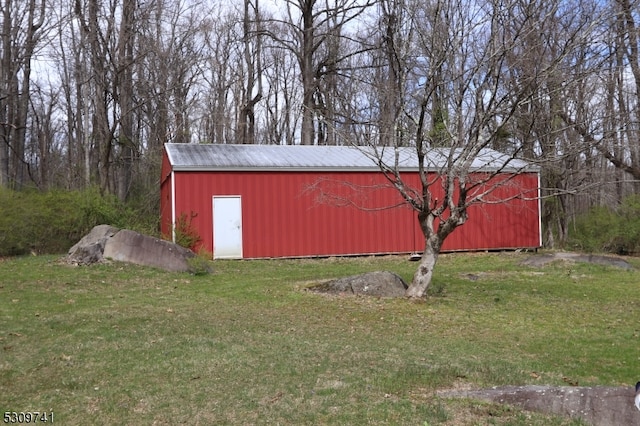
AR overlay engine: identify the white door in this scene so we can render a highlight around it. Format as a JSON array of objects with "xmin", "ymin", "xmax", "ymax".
[{"xmin": 212, "ymin": 196, "xmax": 243, "ymax": 259}]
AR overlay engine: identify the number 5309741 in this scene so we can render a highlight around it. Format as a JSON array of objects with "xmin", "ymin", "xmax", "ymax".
[{"xmin": 3, "ymin": 411, "xmax": 54, "ymax": 423}]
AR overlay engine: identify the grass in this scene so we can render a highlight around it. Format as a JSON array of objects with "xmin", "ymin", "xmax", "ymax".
[{"xmin": 1, "ymin": 251, "xmax": 638, "ymax": 425}]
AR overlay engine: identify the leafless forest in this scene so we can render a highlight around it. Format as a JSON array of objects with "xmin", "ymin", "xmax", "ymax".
[{"xmin": 2, "ymin": 0, "xmax": 640, "ymax": 248}]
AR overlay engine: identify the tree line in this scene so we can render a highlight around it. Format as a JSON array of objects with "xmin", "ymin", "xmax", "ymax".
[{"xmin": 2, "ymin": 0, "xmax": 640, "ymax": 249}]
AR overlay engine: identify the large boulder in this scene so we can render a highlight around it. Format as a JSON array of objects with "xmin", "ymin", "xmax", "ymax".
[
  {"xmin": 103, "ymin": 229, "xmax": 195, "ymax": 272},
  {"xmin": 67, "ymin": 224, "xmax": 119, "ymax": 265},
  {"xmin": 68, "ymin": 225, "xmax": 196, "ymax": 272},
  {"xmin": 310, "ymin": 271, "xmax": 408, "ymax": 297}
]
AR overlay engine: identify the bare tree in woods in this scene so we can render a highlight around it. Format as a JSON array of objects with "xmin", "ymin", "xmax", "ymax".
[
  {"xmin": 136, "ymin": 0, "xmax": 207, "ymax": 146},
  {"xmin": 26, "ymin": 84, "xmax": 62, "ymax": 190},
  {"xmin": 559, "ymin": 0, "xmax": 640, "ymax": 196},
  {"xmin": 77, "ymin": 0, "xmax": 114, "ymax": 194},
  {"xmin": 71, "ymin": 0, "xmax": 141, "ymax": 198},
  {"xmin": 55, "ymin": 0, "xmax": 207, "ymax": 198},
  {"xmin": 199, "ymin": 4, "xmax": 269, "ymax": 145},
  {"xmin": 263, "ymin": 0, "xmax": 375, "ymax": 145},
  {"xmin": 502, "ymin": 0, "xmax": 602, "ymax": 247},
  {"xmin": 348, "ymin": 0, "xmax": 593, "ymax": 297},
  {"xmin": 57, "ymin": 0, "xmax": 91, "ymax": 188},
  {"xmin": 262, "ymin": 26, "xmax": 300, "ymax": 145},
  {"xmin": 0, "ymin": 0, "xmax": 47, "ymax": 189},
  {"xmin": 200, "ymin": 11, "xmax": 237, "ymax": 145},
  {"xmin": 237, "ymin": 0, "xmax": 263, "ymax": 145},
  {"xmin": 115, "ymin": 0, "xmax": 136, "ymax": 201}
]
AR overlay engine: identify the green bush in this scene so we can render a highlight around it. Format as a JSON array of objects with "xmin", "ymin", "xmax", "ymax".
[
  {"xmin": 568, "ymin": 195, "xmax": 640, "ymax": 254},
  {"xmin": 173, "ymin": 212, "xmax": 202, "ymax": 250},
  {"xmin": 0, "ymin": 187, "xmax": 156, "ymax": 256}
]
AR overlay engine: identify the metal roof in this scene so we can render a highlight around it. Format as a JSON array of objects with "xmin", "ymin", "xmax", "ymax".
[{"xmin": 164, "ymin": 143, "xmax": 539, "ymax": 173}]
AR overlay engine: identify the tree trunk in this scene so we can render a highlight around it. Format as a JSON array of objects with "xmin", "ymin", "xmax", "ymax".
[
  {"xmin": 299, "ymin": 0, "xmax": 317, "ymax": 146},
  {"xmin": 406, "ymin": 236, "xmax": 441, "ymax": 298},
  {"xmin": 12, "ymin": 0, "xmax": 44, "ymax": 189},
  {"xmin": 406, "ymin": 210, "xmax": 445, "ymax": 298},
  {"xmin": 116, "ymin": 0, "xmax": 135, "ymax": 201},
  {"xmin": 238, "ymin": 0, "xmax": 262, "ymax": 145},
  {"xmin": 0, "ymin": 0, "xmax": 12, "ymax": 187},
  {"xmin": 300, "ymin": 34, "xmax": 315, "ymax": 145}
]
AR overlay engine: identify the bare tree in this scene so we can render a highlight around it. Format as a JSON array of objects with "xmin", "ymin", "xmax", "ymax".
[
  {"xmin": 50, "ymin": 0, "xmax": 209, "ymax": 198},
  {"xmin": 198, "ymin": 8, "xmax": 245, "ymax": 145},
  {"xmin": 56, "ymin": 0, "xmax": 91, "ymax": 188},
  {"xmin": 560, "ymin": 0, "xmax": 640, "ymax": 192},
  {"xmin": 502, "ymin": 0, "xmax": 603, "ymax": 247},
  {"xmin": 237, "ymin": 0, "xmax": 263, "ymax": 144},
  {"xmin": 263, "ymin": 0, "xmax": 375, "ymax": 145},
  {"xmin": 26, "ymin": 83, "xmax": 61, "ymax": 190},
  {"xmin": 114, "ymin": 0, "xmax": 136, "ymax": 201},
  {"xmin": 0, "ymin": 0, "xmax": 48, "ymax": 189},
  {"xmin": 348, "ymin": 0, "xmax": 593, "ymax": 297},
  {"xmin": 262, "ymin": 28, "xmax": 300, "ymax": 145}
]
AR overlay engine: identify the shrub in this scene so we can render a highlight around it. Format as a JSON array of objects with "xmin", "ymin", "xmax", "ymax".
[
  {"xmin": 173, "ymin": 212, "xmax": 202, "ymax": 250},
  {"xmin": 0, "ymin": 187, "xmax": 150, "ymax": 256},
  {"xmin": 568, "ymin": 195, "xmax": 640, "ymax": 255}
]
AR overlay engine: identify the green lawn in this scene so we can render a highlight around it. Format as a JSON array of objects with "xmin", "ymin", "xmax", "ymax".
[{"xmin": 1, "ymin": 252, "xmax": 638, "ymax": 425}]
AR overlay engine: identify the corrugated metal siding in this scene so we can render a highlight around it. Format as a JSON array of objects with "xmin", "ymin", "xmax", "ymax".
[
  {"xmin": 440, "ymin": 173, "xmax": 540, "ymax": 251},
  {"xmin": 169, "ymin": 166, "xmax": 540, "ymax": 258}
]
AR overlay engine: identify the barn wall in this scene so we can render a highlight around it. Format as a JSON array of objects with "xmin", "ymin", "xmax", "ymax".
[{"xmin": 168, "ymin": 168, "xmax": 541, "ymax": 258}]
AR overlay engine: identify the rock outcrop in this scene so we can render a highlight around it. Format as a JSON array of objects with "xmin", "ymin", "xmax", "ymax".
[
  {"xmin": 521, "ymin": 252, "xmax": 632, "ymax": 269},
  {"xmin": 309, "ymin": 271, "xmax": 408, "ymax": 297},
  {"xmin": 439, "ymin": 385, "xmax": 640, "ymax": 426}
]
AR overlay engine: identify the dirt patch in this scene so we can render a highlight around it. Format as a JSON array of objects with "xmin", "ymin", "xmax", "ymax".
[
  {"xmin": 521, "ymin": 252, "xmax": 633, "ymax": 270},
  {"xmin": 438, "ymin": 385, "xmax": 640, "ymax": 425}
]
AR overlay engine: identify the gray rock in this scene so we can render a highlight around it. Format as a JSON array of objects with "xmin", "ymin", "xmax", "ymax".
[
  {"xmin": 67, "ymin": 225, "xmax": 119, "ymax": 265},
  {"xmin": 68, "ymin": 225, "xmax": 196, "ymax": 272},
  {"xmin": 311, "ymin": 271, "xmax": 408, "ymax": 297},
  {"xmin": 438, "ymin": 385, "xmax": 640, "ymax": 426},
  {"xmin": 103, "ymin": 229, "xmax": 195, "ymax": 272}
]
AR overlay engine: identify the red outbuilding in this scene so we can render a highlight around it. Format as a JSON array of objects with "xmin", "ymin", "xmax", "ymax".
[{"xmin": 160, "ymin": 143, "xmax": 541, "ymax": 259}]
